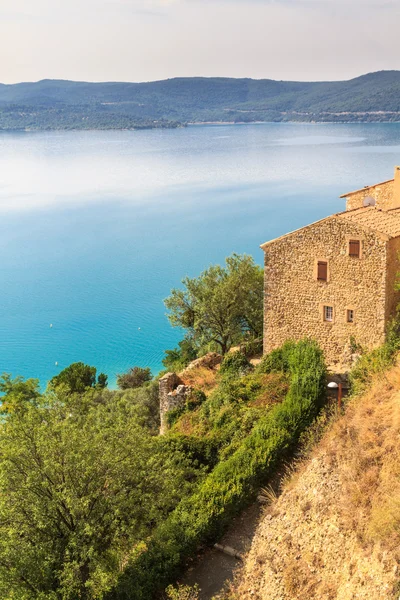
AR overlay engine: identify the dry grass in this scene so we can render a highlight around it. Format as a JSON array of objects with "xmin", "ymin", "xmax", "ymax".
[
  {"xmin": 180, "ymin": 366, "xmax": 218, "ymax": 394},
  {"xmin": 231, "ymin": 360, "xmax": 400, "ymax": 600},
  {"xmin": 322, "ymin": 362, "xmax": 400, "ymax": 557}
]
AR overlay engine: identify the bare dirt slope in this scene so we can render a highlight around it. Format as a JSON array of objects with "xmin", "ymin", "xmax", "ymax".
[{"xmin": 235, "ymin": 367, "xmax": 400, "ymax": 600}]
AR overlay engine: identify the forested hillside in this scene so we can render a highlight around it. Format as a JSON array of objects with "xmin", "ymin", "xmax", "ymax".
[{"xmin": 1, "ymin": 70, "xmax": 400, "ymax": 130}]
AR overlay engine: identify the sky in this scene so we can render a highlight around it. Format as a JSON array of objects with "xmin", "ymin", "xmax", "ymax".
[{"xmin": 1, "ymin": 0, "xmax": 400, "ymax": 84}]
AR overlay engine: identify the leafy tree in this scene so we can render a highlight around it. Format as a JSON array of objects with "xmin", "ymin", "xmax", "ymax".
[
  {"xmin": 50, "ymin": 362, "xmax": 107, "ymax": 393},
  {"xmin": 0, "ymin": 373, "xmax": 41, "ymax": 414},
  {"xmin": 0, "ymin": 388, "xmax": 202, "ymax": 599},
  {"xmin": 164, "ymin": 254, "xmax": 263, "ymax": 355},
  {"xmin": 97, "ymin": 372, "xmax": 108, "ymax": 389},
  {"xmin": 116, "ymin": 366, "xmax": 153, "ymax": 390},
  {"xmin": 162, "ymin": 338, "xmax": 198, "ymax": 372}
]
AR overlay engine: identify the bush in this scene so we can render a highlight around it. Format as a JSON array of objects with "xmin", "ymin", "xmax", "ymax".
[
  {"xmin": 350, "ymin": 313, "xmax": 400, "ymax": 396},
  {"xmin": 108, "ymin": 339, "xmax": 326, "ymax": 600},
  {"xmin": 166, "ymin": 584, "xmax": 200, "ymax": 600},
  {"xmin": 257, "ymin": 340, "xmax": 297, "ymax": 374},
  {"xmin": 117, "ymin": 367, "xmax": 153, "ymax": 390},
  {"xmin": 219, "ymin": 351, "xmax": 252, "ymax": 377}
]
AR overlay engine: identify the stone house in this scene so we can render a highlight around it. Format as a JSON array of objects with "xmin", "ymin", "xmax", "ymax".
[{"xmin": 261, "ymin": 167, "xmax": 400, "ymax": 366}]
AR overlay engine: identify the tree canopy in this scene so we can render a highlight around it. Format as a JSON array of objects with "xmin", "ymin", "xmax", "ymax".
[
  {"xmin": 50, "ymin": 362, "xmax": 107, "ymax": 393},
  {"xmin": 116, "ymin": 366, "xmax": 152, "ymax": 390},
  {"xmin": 164, "ymin": 253, "xmax": 263, "ymax": 355},
  {"xmin": 0, "ymin": 386, "xmax": 201, "ymax": 599}
]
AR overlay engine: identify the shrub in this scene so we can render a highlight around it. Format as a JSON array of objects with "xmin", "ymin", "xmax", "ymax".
[
  {"xmin": 108, "ymin": 339, "xmax": 326, "ymax": 600},
  {"xmin": 349, "ymin": 310, "xmax": 400, "ymax": 396},
  {"xmin": 117, "ymin": 366, "xmax": 153, "ymax": 390},
  {"xmin": 166, "ymin": 584, "xmax": 200, "ymax": 600},
  {"xmin": 257, "ymin": 340, "xmax": 297, "ymax": 374},
  {"xmin": 219, "ymin": 351, "xmax": 252, "ymax": 377}
]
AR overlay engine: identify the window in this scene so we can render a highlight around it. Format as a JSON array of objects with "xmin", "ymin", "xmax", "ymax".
[
  {"xmin": 324, "ymin": 306, "xmax": 333, "ymax": 322},
  {"xmin": 317, "ymin": 261, "xmax": 328, "ymax": 281},
  {"xmin": 347, "ymin": 309, "xmax": 354, "ymax": 323},
  {"xmin": 349, "ymin": 239, "xmax": 361, "ymax": 258}
]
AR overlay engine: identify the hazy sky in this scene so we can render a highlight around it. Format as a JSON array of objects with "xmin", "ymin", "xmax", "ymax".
[{"xmin": 1, "ymin": 0, "xmax": 400, "ymax": 84}]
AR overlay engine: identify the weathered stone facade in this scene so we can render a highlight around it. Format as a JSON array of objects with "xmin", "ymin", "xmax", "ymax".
[
  {"xmin": 342, "ymin": 166, "xmax": 400, "ymax": 211},
  {"xmin": 262, "ymin": 167, "xmax": 400, "ymax": 367}
]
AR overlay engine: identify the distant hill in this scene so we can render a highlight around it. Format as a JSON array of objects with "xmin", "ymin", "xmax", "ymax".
[{"xmin": 1, "ymin": 71, "xmax": 400, "ymax": 130}]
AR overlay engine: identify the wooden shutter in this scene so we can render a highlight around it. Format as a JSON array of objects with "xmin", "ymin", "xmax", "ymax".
[
  {"xmin": 349, "ymin": 240, "xmax": 360, "ymax": 258},
  {"xmin": 317, "ymin": 261, "xmax": 328, "ymax": 281}
]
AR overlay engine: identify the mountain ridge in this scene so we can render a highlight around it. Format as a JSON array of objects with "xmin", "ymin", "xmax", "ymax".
[{"xmin": 1, "ymin": 70, "xmax": 400, "ymax": 130}]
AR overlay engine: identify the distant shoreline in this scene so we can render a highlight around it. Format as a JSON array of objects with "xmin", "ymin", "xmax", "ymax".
[{"xmin": 1, "ymin": 118, "xmax": 400, "ymax": 134}]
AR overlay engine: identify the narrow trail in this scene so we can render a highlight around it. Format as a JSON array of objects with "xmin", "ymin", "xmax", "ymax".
[{"xmin": 180, "ymin": 503, "xmax": 262, "ymax": 599}]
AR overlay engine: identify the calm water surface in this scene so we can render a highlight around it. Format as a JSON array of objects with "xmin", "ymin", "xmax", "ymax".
[{"xmin": 0, "ymin": 123, "xmax": 399, "ymax": 386}]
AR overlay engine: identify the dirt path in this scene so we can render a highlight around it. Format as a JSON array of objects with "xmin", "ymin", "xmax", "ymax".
[{"xmin": 180, "ymin": 503, "xmax": 262, "ymax": 599}]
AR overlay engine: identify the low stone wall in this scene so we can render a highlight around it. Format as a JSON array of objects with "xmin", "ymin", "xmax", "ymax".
[
  {"xmin": 159, "ymin": 372, "xmax": 183, "ymax": 435},
  {"xmin": 181, "ymin": 352, "xmax": 222, "ymax": 372}
]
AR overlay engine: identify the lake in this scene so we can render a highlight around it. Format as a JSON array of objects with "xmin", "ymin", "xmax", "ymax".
[{"xmin": 1, "ymin": 122, "xmax": 400, "ymax": 387}]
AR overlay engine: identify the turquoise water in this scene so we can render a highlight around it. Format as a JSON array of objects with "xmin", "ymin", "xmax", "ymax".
[{"xmin": 0, "ymin": 123, "xmax": 400, "ymax": 387}]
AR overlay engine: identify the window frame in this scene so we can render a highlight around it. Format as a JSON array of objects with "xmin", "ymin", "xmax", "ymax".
[
  {"xmin": 323, "ymin": 305, "xmax": 334, "ymax": 323},
  {"xmin": 347, "ymin": 309, "xmax": 355, "ymax": 324}
]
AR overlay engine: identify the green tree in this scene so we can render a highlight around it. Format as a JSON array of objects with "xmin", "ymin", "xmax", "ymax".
[
  {"xmin": 0, "ymin": 388, "xmax": 201, "ymax": 599},
  {"xmin": 162, "ymin": 338, "xmax": 198, "ymax": 372},
  {"xmin": 50, "ymin": 362, "xmax": 107, "ymax": 393},
  {"xmin": 97, "ymin": 373, "xmax": 108, "ymax": 389},
  {"xmin": 164, "ymin": 254, "xmax": 263, "ymax": 355},
  {"xmin": 116, "ymin": 366, "xmax": 153, "ymax": 390},
  {"xmin": 0, "ymin": 373, "xmax": 41, "ymax": 414}
]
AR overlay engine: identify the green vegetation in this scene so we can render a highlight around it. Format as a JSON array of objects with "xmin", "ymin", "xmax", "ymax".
[
  {"xmin": 109, "ymin": 339, "xmax": 326, "ymax": 599},
  {"xmin": 0, "ymin": 337, "xmax": 326, "ymax": 599},
  {"xmin": 349, "ymin": 313, "xmax": 400, "ymax": 396},
  {"xmin": 0, "ymin": 249, "xmax": 333, "ymax": 599},
  {"xmin": 116, "ymin": 366, "xmax": 153, "ymax": 390},
  {"xmin": 50, "ymin": 361, "xmax": 108, "ymax": 393},
  {"xmin": 0, "ymin": 383, "xmax": 205, "ymax": 600},
  {"xmin": 165, "ymin": 253, "xmax": 263, "ymax": 355},
  {"xmin": 162, "ymin": 339, "xmax": 198, "ymax": 373},
  {"xmin": 2, "ymin": 71, "xmax": 400, "ymax": 130}
]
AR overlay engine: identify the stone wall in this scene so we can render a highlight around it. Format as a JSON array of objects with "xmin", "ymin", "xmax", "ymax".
[
  {"xmin": 345, "ymin": 180, "xmax": 394, "ymax": 211},
  {"xmin": 159, "ymin": 372, "xmax": 183, "ymax": 435},
  {"xmin": 181, "ymin": 352, "xmax": 222, "ymax": 372},
  {"xmin": 263, "ymin": 216, "xmax": 388, "ymax": 366}
]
